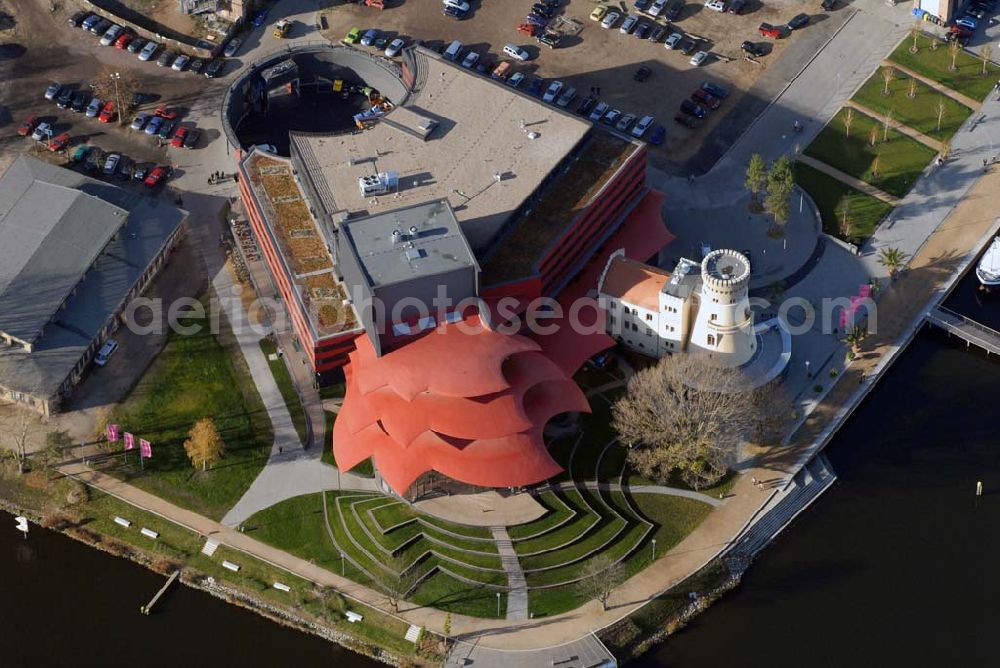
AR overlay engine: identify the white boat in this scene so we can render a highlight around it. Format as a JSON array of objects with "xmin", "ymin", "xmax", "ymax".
[{"xmin": 976, "ymin": 236, "xmax": 1000, "ymax": 287}]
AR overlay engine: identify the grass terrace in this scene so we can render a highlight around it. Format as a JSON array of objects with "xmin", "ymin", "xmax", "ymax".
[
  {"xmin": 794, "ymin": 162, "xmax": 894, "ymax": 242},
  {"xmin": 852, "ymin": 70, "xmax": 972, "ymax": 141},
  {"xmin": 804, "ymin": 108, "xmax": 937, "ymax": 198},
  {"xmin": 889, "ymin": 33, "xmax": 998, "ymax": 101},
  {"xmin": 482, "ymin": 133, "xmax": 638, "ymax": 285},
  {"xmin": 243, "ymin": 153, "xmax": 358, "ymax": 335}
]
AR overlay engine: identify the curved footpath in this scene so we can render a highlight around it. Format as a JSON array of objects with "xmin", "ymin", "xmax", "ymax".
[{"xmin": 51, "ymin": 0, "xmax": 1000, "ymax": 662}]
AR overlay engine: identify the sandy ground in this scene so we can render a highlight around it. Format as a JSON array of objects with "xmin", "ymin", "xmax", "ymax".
[{"xmin": 319, "ymin": 0, "xmax": 817, "ymax": 169}]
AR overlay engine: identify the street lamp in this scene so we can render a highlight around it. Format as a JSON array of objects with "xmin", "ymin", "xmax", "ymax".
[
  {"xmin": 805, "ymin": 360, "xmax": 811, "ymax": 378},
  {"xmin": 110, "ymin": 72, "xmax": 123, "ymax": 126},
  {"xmin": 340, "ymin": 551, "xmax": 345, "ymax": 576},
  {"xmin": 496, "ymin": 592, "xmax": 501, "ymax": 616},
  {"xmin": 652, "ymin": 538, "xmax": 657, "ymax": 561}
]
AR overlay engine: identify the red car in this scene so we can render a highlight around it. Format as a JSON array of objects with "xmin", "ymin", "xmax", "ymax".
[
  {"xmin": 98, "ymin": 101, "xmax": 116, "ymax": 123},
  {"xmin": 48, "ymin": 132, "xmax": 71, "ymax": 152},
  {"xmin": 114, "ymin": 33, "xmax": 133, "ymax": 49},
  {"xmin": 170, "ymin": 126, "xmax": 189, "ymax": 148},
  {"xmin": 154, "ymin": 103, "xmax": 177, "ymax": 120},
  {"xmin": 691, "ymin": 89, "xmax": 721, "ymax": 110},
  {"xmin": 17, "ymin": 115, "xmax": 39, "ymax": 137},
  {"xmin": 758, "ymin": 22, "xmax": 782, "ymax": 38},
  {"xmin": 144, "ymin": 165, "xmax": 169, "ymax": 188}
]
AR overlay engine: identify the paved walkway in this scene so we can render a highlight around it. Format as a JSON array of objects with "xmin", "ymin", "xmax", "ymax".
[
  {"xmin": 844, "ymin": 99, "xmax": 944, "ymax": 151},
  {"xmin": 550, "ymin": 481, "xmax": 722, "ymax": 508},
  {"xmin": 795, "ymin": 154, "xmax": 903, "ymax": 205},
  {"xmin": 885, "ymin": 60, "xmax": 983, "ymax": 109},
  {"xmin": 491, "ymin": 526, "xmax": 528, "ymax": 621}
]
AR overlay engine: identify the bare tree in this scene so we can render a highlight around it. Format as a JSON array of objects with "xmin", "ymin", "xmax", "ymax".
[
  {"xmin": 868, "ymin": 125, "xmax": 880, "ymax": 148},
  {"xmin": 1, "ymin": 408, "xmax": 33, "ymax": 475},
  {"xmin": 882, "ymin": 109, "xmax": 895, "ymax": 142},
  {"xmin": 939, "ymin": 137, "xmax": 951, "ymax": 160},
  {"xmin": 949, "ymin": 40, "xmax": 961, "ymax": 72},
  {"xmin": 578, "ymin": 554, "xmax": 626, "ymax": 611},
  {"xmin": 880, "ymin": 66, "xmax": 896, "ymax": 95},
  {"xmin": 90, "ymin": 67, "xmax": 141, "ymax": 124},
  {"xmin": 843, "ymin": 107, "xmax": 855, "ymax": 139},
  {"xmin": 375, "ymin": 554, "xmax": 420, "ymax": 613},
  {"xmin": 612, "ymin": 356, "xmax": 790, "ymax": 490},
  {"xmin": 871, "ymin": 150, "xmax": 881, "ymax": 180},
  {"xmin": 839, "ymin": 202, "xmax": 854, "ymax": 240},
  {"xmin": 909, "ymin": 23, "xmax": 921, "ymax": 53},
  {"xmin": 930, "ymin": 36, "xmax": 939, "ymax": 51},
  {"xmin": 907, "ymin": 78, "xmax": 918, "ymax": 99},
  {"xmin": 936, "ymin": 99, "xmax": 947, "ymax": 132},
  {"xmin": 980, "ymin": 44, "xmax": 994, "ymax": 76}
]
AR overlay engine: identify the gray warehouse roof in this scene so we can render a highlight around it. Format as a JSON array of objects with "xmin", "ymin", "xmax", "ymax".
[
  {"xmin": 337, "ymin": 199, "xmax": 479, "ymax": 288},
  {"xmin": 0, "ymin": 157, "xmax": 131, "ymax": 343},
  {"xmin": 0, "ymin": 156, "xmax": 186, "ymax": 400}
]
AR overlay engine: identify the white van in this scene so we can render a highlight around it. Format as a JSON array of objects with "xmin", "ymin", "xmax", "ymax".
[
  {"xmin": 94, "ymin": 339, "xmax": 119, "ymax": 367},
  {"xmin": 443, "ymin": 40, "xmax": 463, "ymax": 61},
  {"xmin": 502, "ymin": 44, "xmax": 530, "ymax": 61}
]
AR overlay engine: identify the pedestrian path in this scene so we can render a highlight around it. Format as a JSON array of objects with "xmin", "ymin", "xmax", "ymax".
[
  {"xmin": 549, "ymin": 480, "xmax": 722, "ymax": 507},
  {"xmin": 844, "ymin": 99, "xmax": 944, "ymax": 151},
  {"xmin": 883, "ymin": 60, "xmax": 982, "ymax": 109},
  {"xmin": 490, "ymin": 526, "xmax": 528, "ymax": 621},
  {"xmin": 795, "ymin": 154, "xmax": 902, "ymax": 205}
]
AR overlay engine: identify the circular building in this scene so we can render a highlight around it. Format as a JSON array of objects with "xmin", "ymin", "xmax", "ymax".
[{"xmin": 688, "ymin": 249, "xmax": 756, "ymax": 367}]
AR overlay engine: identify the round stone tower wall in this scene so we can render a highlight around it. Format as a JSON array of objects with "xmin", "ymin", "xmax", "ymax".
[{"xmin": 689, "ymin": 249, "xmax": 756, "ymax": 367}]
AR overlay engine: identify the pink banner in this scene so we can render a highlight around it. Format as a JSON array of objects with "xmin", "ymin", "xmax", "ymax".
[
  {"xmin": 124, "ymin": 432, "xmax": 135, "ymax": 451},
  {"xmin": 859, "ymin": 284, "xmax": 871, "ymax": 298},
  {"xmin": 139, "ymin": 439, "xmax": 152, "ymax": 459},
  {"xmin": 107, "ymin": 424, "xmax": 120, "ymax": 443}
]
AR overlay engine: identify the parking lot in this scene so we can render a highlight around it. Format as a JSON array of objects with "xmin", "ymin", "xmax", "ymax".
[
  {"xmin": 1, "ymin": 0, "xmax": 221, "ymax": 190},
  {"xmin": 320, "ymin": 0, "xmax": 842, "ymax": 172}
]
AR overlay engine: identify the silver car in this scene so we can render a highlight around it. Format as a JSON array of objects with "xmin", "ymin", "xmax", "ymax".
[
  {"xmin": 171, "ymin": 54, "xmax": 190, "ymax": 71},
  {"xmin": 223, "ymin": 37, "xmax": 242, "ymax": 58},
  {"xmin": 99, "ymin": 24, "xmax": 123, "ymax": 47},
  {"xmin": 85, "ymin": 97, "xmax": 103, "ymax": 118},
  {"xmin": 139, "ymin": 40, "xmax": 160, "ymax": 61},
  {"xmin": 103, "ymin": 153, "xmax": 121, "ymax": 176}
]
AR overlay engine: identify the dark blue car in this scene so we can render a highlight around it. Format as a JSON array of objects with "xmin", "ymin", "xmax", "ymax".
[
  {"xmin": 526, "ymin": 77, "xmax": 545, "ymax": 97},
  {"xmin": 635, "ymin": 0, "xmax": 653, "ymax": 9},
  {"xmin": 251, "ymin": 9, "xmax": 268, "ymax": 27},
  {"xmin": 648, "ymin": 125, "xmax": 666, "ymax": 145}
]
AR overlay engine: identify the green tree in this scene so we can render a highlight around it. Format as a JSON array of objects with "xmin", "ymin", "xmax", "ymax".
[
  {"xmin": 745, "ymin": 153, "xmax": 767, "ymax": 205},
  {"xmin": 183, "ymin": 418, "xmax": 226, "ymax": 471},
  {"xmin": 877, "ymin": 246, "xmax": 909, "ymax": 280},
  {"xmin": 844, "ymin": 324, "xmax": 867, "ymax": 354},
  {"xmin": 764, "ymin": 155, "xmax": 795, "ymax": 227}
]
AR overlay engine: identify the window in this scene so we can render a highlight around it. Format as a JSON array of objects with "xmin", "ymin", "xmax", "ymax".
[
  {"xmin": 645, "ymin": 313, "xmax": 653, "ymax": 321},
  {"xmin": 707, "ymin": 334, "xmax": 716, "ymax": 346},
  {"xmin": 638, "ymin": 342, "xmax": 645, "ymax": 348},
  {"xmin": 609, "ymin": 315, "xmax": 616, "ymax": 326},
  {"xmin": 632, "ymin": 308, "xmax": 638, "ymax": 315},
  {"xmin": 710, "ymin": 313, "xmax": 717, "ymax": 322},
  {"xmin": 610, "ymin": 302, "xmax": 617, "ymax": 310},
  {"xmin": 631, "ymin": 323, "xmax": 638, "ymax": 332}
]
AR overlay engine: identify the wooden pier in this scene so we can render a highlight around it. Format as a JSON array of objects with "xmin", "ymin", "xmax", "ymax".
[
  {"xmin": 925, "ymin": 306, "xmax": 1000, "ymax": 355},
  {"xmin": 140, "ymin": 571, "xmax": 179, "ymax": 615}
]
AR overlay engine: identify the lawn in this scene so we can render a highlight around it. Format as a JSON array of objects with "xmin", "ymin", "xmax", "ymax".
[
  {"xmin": 852, "ymin": 69, "xmax": 972, "ymax": 140},
  {"xmin": 889, "ymin": 33, "xmax": 997, "ymax": 102},
  {"xmin": 258, "ymin": 338, "xmax": 307, "ymax": 445},
  {"xmin": 794, "ymin": 162, "xmax": 894, "ymax": 242},
  {"xmin": 108, "ymin": 305, "xmax": 272, "ymax": 520},
  {"xmin": 804, "ymin": 107, "xmax": 937, "ymax": 198}
]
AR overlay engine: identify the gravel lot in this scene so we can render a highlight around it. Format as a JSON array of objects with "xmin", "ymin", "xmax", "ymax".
[{"xmin": 320, "ymin": 0, "xmax": 838, "ymax": 172}]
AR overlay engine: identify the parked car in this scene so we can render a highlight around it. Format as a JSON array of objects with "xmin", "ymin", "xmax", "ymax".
[
  {"xmin": 787, "ymin": 13, "xmax": 810, "ymax": 29},
  {"xmin": 620, "ymin": 14, "xmax": 639, "ymax": 34},
  {"xmin": 758, "ymin": 23, "xmax": 782, "ymax": 38},
  {"xmin": 954, "ymin": 15, "xmax": 978, "ymax": 30},
  {"xmin": 84, "ymin": 148, "xmax": 105, "ymax": 172},
  {"xmin": 57, "ymin": 88, "xmax": 74, "ymax": 109},
  {"xmin": 17, "ymin": 115, "xmax": 39, "ymax": 137},
  {"xmin": 31, "ymin": 121, "xmax": 54, "ymax": 142},
  {"xmin": 461, "ymin": 50, "xmax": 480, "ymax": 68},
  {"xmin": 157, "ymin": 50, "xmax": 176, "ymax": 67},
  {"xmin": 679, "ymin": 37, "xmax": 698, "ymax": 55},
  {"xmin": 114, "ymin": 33, "xmax": 133, "ymax": 49},
  {"xmin": 616, "ymin": 113, "xmax": 637, "ymax": 132},
  {"xmin": 632, "ymin": 115, "xmax": 655, "ymax": 138},
  {"xmin": 385, "ymin": 38, "xmax": 405, "ymax": 57},
  {"xmin": 525, "ymin": 12, "xmax": 548, "ymax": 28},
  {"xmin": 601, "ymin": 11, "xmax": 621, "ymax": 29},
  {"xmin": 591, "ymin": 6, "xmax": 609, "ymax": 21},
  {"xmin": 542, "ymin": 80, "xmax": 564, "ymax": 102},
  {"xmin": 634, "ymin": 65, "xmax": 652, "ymax": 82},
  {"xmin": 145, "ymin": 115, "xmax": 165, "ymax": 136},
  {"xmin": 649, "ymin": 125, "xmax": 666, "ymax": 145},
  {"xmin": 144, "ymin": 166, "xmax": 169, "ymax": 188},
  {"xmin": 45, "ymin": 81, "xmax": 62, "ymax": 100},
  {"xmin": 523, "ymin": 77, "xmax": 543, "ymax": 97},
  {"xmin": 85, "ymin": 97, "xmax": 103, "ymax": 118},
  {"xmin": 674, "ymin": 113, "xmax": 701, "ymax": 128},
  {"xmin": 170, "ymin": 126, "xmax": 189, "ymax": 148},
  {"xmin": 344, "ymin": 27, "xmax": 362, "ymax": 44},
  {"xmin": 741, "ymin": 41, "xmax": 767, "ymax": 57},
  {"xmin": 154, "ymin": 104, "xmax": 177, "ymax": 120},
  {"xmin": 132, "ymin": 164, "xmax": 149, "ymax": 181},
  {"xmin": 171, "ymin": 54, "xmax": 190, "ymax": 71},
  {"xmin": 576, "ymin": 96, "xmax": 597, "ymax": 115},
  {"xmin": 94, "ymin": 339, "xmax": 118, "ymax": 366},
  {"xmin": 556, "ymin": 86, "xmax": 577, "ymax": 107},
  {"xmin": 360, "ymin": 29, "xmax": 379, "ymax": 46},
  {"xmin": 131, "ymin": 112, "xmax": 151, "ymax": 131},
  {"xmin": 127, "ymin": 37, "xmax": 147, "ymax": 54},
  {"xmin": 664, "ymin": 32, "xmax": 683, "ymax": 49},
  {"xmin": 71, "ymin": 145, "xmax": 91, "ymax": 163},
  {"xmin": 443, "ymin": 4, "xmax": 470, "ymax": 19},
  {"xmin": 650, "ymin": 25, "xmax": 667, "ymax": 42},
  {"xmin": 649, "ymin": 0, "xmax": 669, "ymax": 16},
  {"xmin": 634, "ymin": 22, "xmax": 651, "ymax": 39},
  {"xmin": 532, "ymin": 2, "xmax": 555, "ymax": 17},
  {"xmin": 158, "ymin": 120, "xmax": 176, "ymax": 140},
  {"xmin": 116, "ymin": 156, "xmax": 133, "ymax": 181},
  {"xmin": 81, "ymin": 14, "xmax": 101, "ymax": 31},
  {"xmin": 705, "ymin": 0, "xmax": 726, "ymax": 11},
  {"xmin": 183, "ymin": 128, "xmax": 202, "ymax": 149},
  {"xmin": 103, "ymin": 153, "xmax": 121, "ymax": 175},
  {"xmin": 99, "ymin": 25, "xmax": 123, "ymax": 47},
  {"xmin": 71, "ymin": 91, "xmax": 90, "ymax": 113},
  {"xmin": 507, "ymin": 71, "xmax": 526, "ymax": 88},
  {"xmin": 67, "ymin": 11, "xmax": 87, "ymax": 27},
  {"xmin": 139, "ymin": 41, "xmax": 160, "ymax": 61},
  {"xmin": 503, "ymin": 43, "xmax": 530, "ymax": 61},
  {"xmin": 689, "ymin": 50, "xmax": 709, "ymax": 66},
  {"xmin": 204, "ymin": 59, "xmax": 225, "ymax": 78},
  {"xmin": 223, "ymin": 37, "xmax": 243, "ymax": 57},
  {"xmin": 680, "ymin": 99, "xmax": 707, "ymax": 118},
  {"xmin": 635, "ymin": 0, "xmax": 653, "ymax": 10},
  {"xmin": 188, "ymin": 58, "xmax": 205, "ymax": 74},
  {"xmin": 89, "ymin": 18, "xmax": 111, "ymax": 36},
  {"xmin": 250, "ymin": 9, "xmax": 268, "ymax": 27},
  {"xmin": 48, "ymin": 133, "xmax": 71, "ymax": 152},
  {"xmin": 98, "ymin": 101, "xmax": 116, "ymax": 123},
  {"xmin": 692, "ymin": 88, "xmax": 721, "ymax": 109},
  {"xmin": 603, "ymin": 108, "xmax": 622, "ymax": 126},
  {"xmin": 538, "ymin": 30, "xmax": 561, "ymax": 48},
  {"xmin": 821, "ymin": 0, "xmax": 837, "ymax": 8},
  {"xmin": 666, "ymin": 0, "xmax": 684, "ymax": 19},
  {"xmin": 589, "ymin": 101, "xmax": 610, "ymax": 122},
  {"xmin": 728, "ymin": 0, "xmax": 747, "ymax": 13},
  {"xmin": 701, "ymin": 81, "xmax": 729, "ymax": 98}
]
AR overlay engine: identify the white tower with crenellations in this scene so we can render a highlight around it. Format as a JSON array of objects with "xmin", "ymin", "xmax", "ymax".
[{"xmin": 688, "ymin": 249, "xmax": 756, "ymax": 367}]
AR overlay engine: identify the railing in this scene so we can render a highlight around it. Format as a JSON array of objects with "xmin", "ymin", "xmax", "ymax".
[{"xmin": 927, "ymin": 306, "xmax": 1000, "ymax": 354}]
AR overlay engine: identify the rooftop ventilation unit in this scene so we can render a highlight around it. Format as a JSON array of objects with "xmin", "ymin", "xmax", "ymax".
[{"xmin": 358, "ymin": 171, "xmax": 399, "ymax": 196}]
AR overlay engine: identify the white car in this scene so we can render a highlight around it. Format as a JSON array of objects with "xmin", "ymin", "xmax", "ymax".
[
  {"xmin": 443, "ymin": 0, "xmax": 470, "ymax": 10},
  {"xmin": 99, "ymin": 24, "xmax": 123, "ymax": 47},
  {"xmin": 589, "ymin": 101, "xmax": 609, "ymax": 122},
  {"xmin": 138, "ymin": 40, "xmax": 159, "ymax": 61},
  {"xmin": 94, "ymin": 339, "xmax": 118, "ymax": 366},
  {"xmin": 649, "ymin": 0, "xmax": 669, "ymax": 16},
  {"xmin": 556, "ymin": 86, "xmax": 577, "ymax": 107},
  {"xmin": 601, "ymin": 11, "xmax": 620, "ymax": 29},
  {"xmin": 542, "ymin": 80, "xmax": 564, "ymax": 103},
  {"xmin": 31, "ymin": 122, "xmax": 53, "ymax": 142},
  {"xmin": 385, "ymin": 38, "xmax": 405, "ymax": 57},
  {"xmin": 620, "ymin": 15, "xmax": 639, "ymax": 34},
  {"xmin": 103, "ymin": 153, "xmax": 121, "ymax": 176},
  {"xmin": 503, "ymin": 43, "xmax": 530, "ymax": 61},
  {"xmin": 690, "ymin": 50, "xmax": 709, "ymax": 66},
  {"xmin": 664, "ymin": 32, "xmax": 683, "ymax": 49},
  {"xmin": 705, "ymin": 0, "xmax": 726, "ymax": 10},
  {"xmin": 632, "ymin": 115, "xmax": 655, "ymax": 138},
  {"xmin": 460, "ymin": 51, "xmax": 480, "ymax": 69},
  {"xmin": 172, "ymin": 54, "xmax": 190, "ymax": 71}
]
